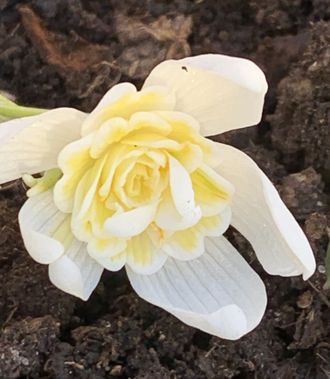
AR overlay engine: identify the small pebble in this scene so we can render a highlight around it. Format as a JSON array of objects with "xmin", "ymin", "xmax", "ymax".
[
  {"xmin": 297, "ymin": 290, "xmax": 313, "ymax": 309},
  {"xmin": 110, "ymin": 365, "xmax": 122, "ymax": 376}
]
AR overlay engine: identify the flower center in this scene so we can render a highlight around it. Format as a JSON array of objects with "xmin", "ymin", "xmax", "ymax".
[{"xmin": 52, "ymin": 85, "xmax": 234, "ymax": 273}]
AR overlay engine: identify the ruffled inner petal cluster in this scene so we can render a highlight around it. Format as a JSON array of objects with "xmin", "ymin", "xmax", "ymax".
[{"xmin": 54, "ymin": 85, "xmax": 234, "ymax": 274}]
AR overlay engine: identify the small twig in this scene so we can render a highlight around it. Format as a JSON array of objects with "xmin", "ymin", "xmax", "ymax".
[
  {"xmin": 205, "ymin": 343, "xmax": 219, "ymax": 358},
  {"xmin": 0, "ymin": 183, "xmax": 17, "ymax": 193},
  {"xmin": 320, "ymin": 367, "xmax": 330, "ymax": 379},
  {"xmin": 308, "ymin": 280, "xmax": 330, "ymax": 309},
  {"xmin": 316, "ymin": 352, "xmax": 329, "ymax": 364},
  {"xmin": 64, "ymin": 361, "xmax": 85, "ymax": 370},
  {"xmin": 1, "ymin": 305, "xmax": 18, "ymax": 329}
]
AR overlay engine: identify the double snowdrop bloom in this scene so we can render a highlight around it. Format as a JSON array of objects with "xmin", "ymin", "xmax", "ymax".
[{"xmin": 0, "ymin": 54, "xmax": 315, "ymax": 340}]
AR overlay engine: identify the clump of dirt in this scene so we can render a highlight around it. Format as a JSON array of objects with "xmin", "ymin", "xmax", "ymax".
[
  {"xmin": 269, "ymin": 22, "xmax": 330, "ymax": 181},
  {"xmin": 0, "ymin": 316, "xmax": 60, "ymax": 379},
  {"xmin": 0, "ymin": 1, "xmax": 329, "ymax": 378}
]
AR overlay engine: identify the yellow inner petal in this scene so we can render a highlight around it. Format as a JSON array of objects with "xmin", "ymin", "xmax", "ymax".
[
  {"xmin": 82, "ymin": 87, "xmax": 175, "ymax": 136},
  {"xmin": 51, "ymin": 85, "xmax": 234, "ymax": 272},
  {"xmin": 192, "ymin": 165, "xmax": 234, "ymax": 216},
  {"xmin": 126, "ymin": 231, "xmax": 155, "ymax": 267}
]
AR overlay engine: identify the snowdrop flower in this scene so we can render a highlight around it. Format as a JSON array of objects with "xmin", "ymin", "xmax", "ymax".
[{"xmin": 0, "ymin": 54, "xmax": 315, "ymax": 340}]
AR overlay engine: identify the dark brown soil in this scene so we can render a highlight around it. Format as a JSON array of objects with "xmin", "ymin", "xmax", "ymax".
[{"xmin": 0, "ymin": 1, "xmax": 329, "ymax": 378}]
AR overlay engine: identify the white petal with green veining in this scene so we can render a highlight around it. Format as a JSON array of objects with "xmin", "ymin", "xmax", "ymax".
[
  {"xmin": 0, "ymin": 108, "xmax": 86, "ymax": 184},
  {"xmin": 18, "ymin": 190, "xmax": 68, "ymax": 264},
  {"xmin": 127, "ymin": 236, "xmax": 267, "ymax": 340},
  {"xmin": 19, "ymin": 190, "xmax": 103, "ymax": 300},
  {"xmin": 214, "ymin": 143, "xmax": 316, "ymax": 280},
  {"xmin": 49, "ymin": 241, "xmax": 103, "ymax": 300}
]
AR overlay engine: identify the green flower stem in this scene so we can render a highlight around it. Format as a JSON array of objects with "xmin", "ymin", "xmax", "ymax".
[
  {"xmin": 23, "ymin": 168, "xmax": 63, "ymax": 197},
  {"xmin": 0, "ymin": 94, "xmax": 47, "ymax": 120}
]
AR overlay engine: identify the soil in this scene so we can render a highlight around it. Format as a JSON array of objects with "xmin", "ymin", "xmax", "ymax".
[{"xmin": 0, "ymin": 1, "xmax": 329, "ymax": 378}]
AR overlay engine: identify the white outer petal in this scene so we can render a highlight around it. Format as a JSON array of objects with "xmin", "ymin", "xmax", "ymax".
[
  {"xmin": 18, "ymin": 190, "xmax": 67, "ymax": 264},
  {"xmin": 143, "ymin": 54, "xmax": 268, "ymax": 136},
  {"xmin": 214, "ymin": 143, "xmax": 316, "ymax": 280},
  {"xmin": 49, "ymin": 241, "xmax": 103, "ymax": 301},
  {"xmin": 127, "ymin": 236, "xmax": 267, "ymax": 340},
  {"xmin": 0, "ymin": 108, "xmax": 86, "ymax": 184},
  {"xmin": 19, "ymin": 190, "xmax": 103, "ymax": 300}
]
